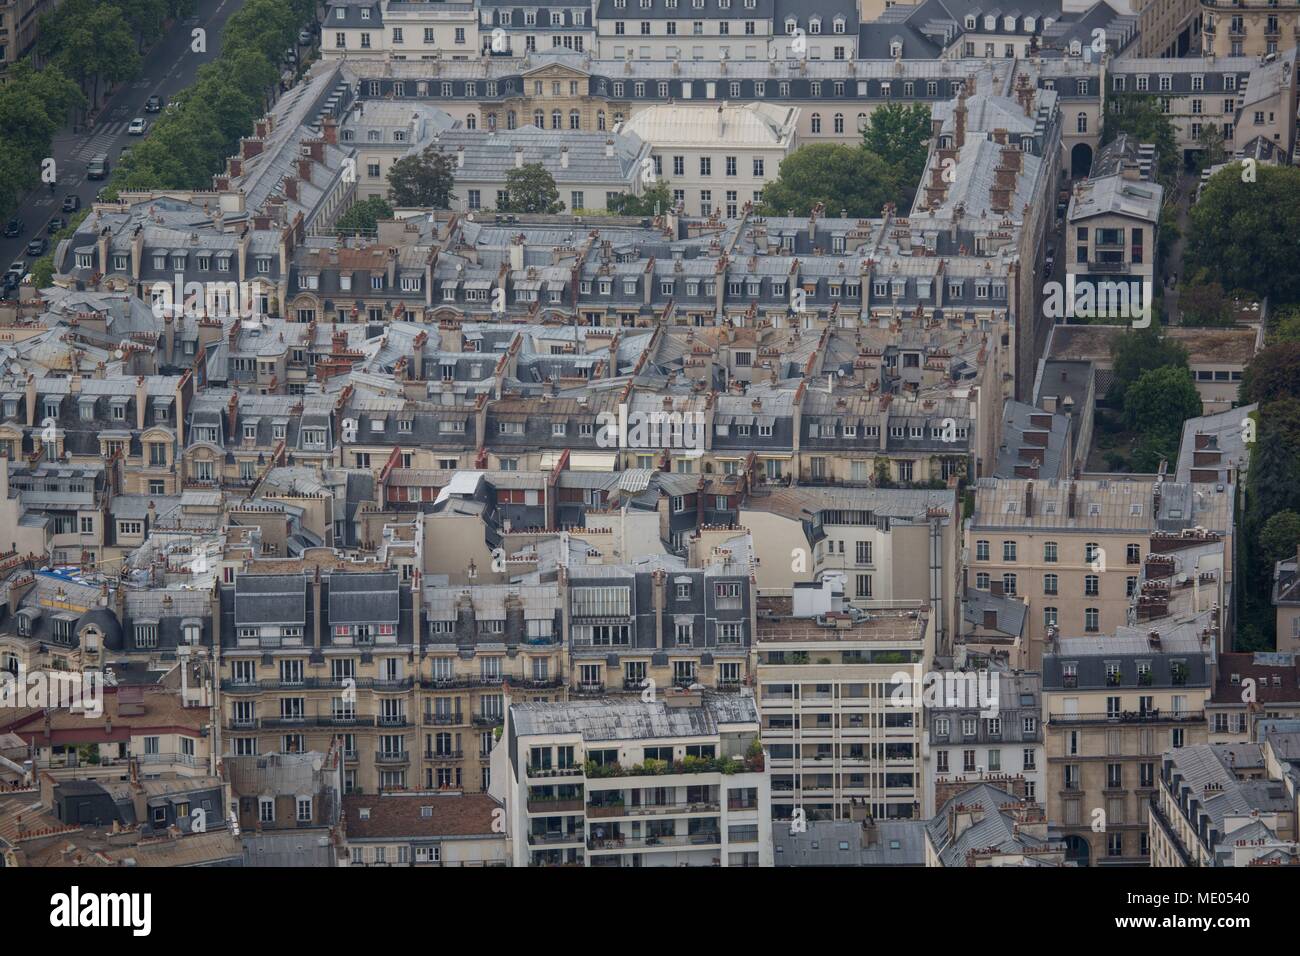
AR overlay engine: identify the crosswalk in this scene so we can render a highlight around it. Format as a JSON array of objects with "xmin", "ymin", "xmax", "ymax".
[{"xmin": 71, "ymin": 122, "xmax": 130, "ymax": 161}]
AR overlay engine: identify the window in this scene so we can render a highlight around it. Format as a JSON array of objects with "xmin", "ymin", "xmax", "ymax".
[
  {"xmin": 1002, "ymin": 541, "xmax": 1017, "ymax": 562},
  {"xmin": 975, "ymin": 540, "xmax": 989, "ymax": 561}
]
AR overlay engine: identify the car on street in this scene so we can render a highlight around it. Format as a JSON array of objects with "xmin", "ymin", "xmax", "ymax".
[
  {"xmin": 6, "ymin": 260, "xmax": 25, "ymax": 283},
  {"xmin": 298, "ymin": 29, "xmax": 312, "ymax": 44},
  {"xmin": 127, "ymin": 117, "xmax": 147, "ymax": 135},
  {"xmin": 25, "ymin": 237, "xmax": 47, "ymax": 257},
  {"xmin": 47, "ymin": 217, "xmax": 65, "ymax": 235},
  {"xmin": 87, "ymin": 154, "xmax": 110, "ymax": 179},
  {"xmin": 1, "ymin": 274, "xmax": 17, "ymax": 296},
  {"xmin": 145, "ymin": 95, "xmax": 164, "ymax": 113},
  {"xmin": 62, "ymin": 194, "xmax": 81, "ymax": 212},
  {"xmin": 3, "ymin": 218, "xmax": 22, "ymax": 237}
]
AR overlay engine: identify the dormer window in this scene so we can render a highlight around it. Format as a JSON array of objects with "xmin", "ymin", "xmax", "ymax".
[{"xmin": 44, "ymin": 399, "xmax": 60, "ymax": 420}]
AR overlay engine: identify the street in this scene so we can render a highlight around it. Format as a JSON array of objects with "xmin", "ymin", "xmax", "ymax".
[{"xmin": 0, "ymin": 0, "xmax": 248, "ymax": 278}]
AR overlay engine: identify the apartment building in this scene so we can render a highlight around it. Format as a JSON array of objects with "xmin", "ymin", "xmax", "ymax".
[
  {"xmin": 1208, "ymin": 652, "xmax": 1300, "ymax": 742},
  {"xmin": 924, "ymin": 668, "xmax": 1044, "ymax": 815},
  {"xmin": 498, "ymin": 690, "xmax": 771, "ymax": 866},
  {"xmin": 479, "ymin": 0, "xmax": 595, "ymax": 56},
  {"xmin": 0, "ymin": 0, "xmax": 62, "ymax": 73},
  {"xmin": 1273, "ymin": 548, "xmax": 1300, "ymax": 655},
  {"xmin": 341, "ymin": 791, "xmax": 507, "ymax": 865},
  {"xmin": 619, "ymin": 101, "xmax": 799, "ymax": 216},
  {"xmin": 923, "ymin": 781, "xmax": 1068, "ymax": 866},
  {"xmin": 1042, "ymin": 625, "xmax": 1214, "ymax": 866},
  {"xmin": 755, "ymin": 583, "xmax": 932, "ymax": 822},
  {"xmin": 968, "ymin": 476, "xmax": 1233, "ymax": 668},
  {"xmin": 1148, "ymin": 738, "xmax": 1299, "ymax": 866},
  {"xmin": 1108, "ymin": 51, "xmax": 1299, "ymax": 164},
  {"xmin": 217, "ymin": 562, "xmax": 421, "ymax": 796},
  {"xmin": 593, "ymin": 0, "xmax": 778, "ymax": 61},
  {"xmin": 1065, "ymin": 135, "xmax": 1162, "ymax": 314},
  {"xmin": 428, "ymin": 124, "xmax": 653, "ymax": 213},
  {"xmin": 1201, "ymin": 0, "xmax": 1300, "ymax": 58},
  {"xmin": 321, "ymin": 0, "xmax": 480, "ymax": 61},
  {"xmin": 564, "ymin": 532, "xmax": 756, "ymax": 698}
]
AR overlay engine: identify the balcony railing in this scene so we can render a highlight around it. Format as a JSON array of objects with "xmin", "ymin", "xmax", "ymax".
[
  {"xmin": 526, "ymin": 765, "xmax": 584, "ymax": 779},
  {"xmin": 422, "ymin": 712, "xmax": 465, "ymax": 726},
  {"xmin": 1087, "ymin": 260, "xmax": 1130, "ymax": 274},
  {"xmin": 527, "ymin": 831, "xmax": 583, "ymax": 845},
  {"xmin": 587, "ymin": 800, "xmax": 720, "ymax": 818},
  {"xmin": 220, "ymin": 677, "xmax": 410, "ymax": 692},
  {"xmin": 587, "ymin": 832, "xmax": 721, "ymax": 851},
  {"xmin": 473, "ymin": 713, "xmax": 504, "ymax": 727},
  {"xmin": 1048, "ymin": 710, "xmax": 1204, "ymax": 725},
  {"xmin": 527, "ymin": 797, "xmax": 585, "ymax": 814},
  {"xmin": 375, "ymin": 751, "xmax": 411, "ymax": 764},
  {"xmin": 425, "ymin": 750, "xmax": 464, "ymax": 760}
]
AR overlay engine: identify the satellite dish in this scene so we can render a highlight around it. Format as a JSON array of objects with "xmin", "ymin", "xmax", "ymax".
[{"xmin": 114, "ymin": 349, "xmax": 124, "ymax": 359}]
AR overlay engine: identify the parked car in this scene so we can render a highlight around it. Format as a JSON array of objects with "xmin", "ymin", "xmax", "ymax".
[
  {"xmin": 127, "ymin": 117, "xmax": 147, "ymax": 135},
  {"xmin": 6, "ymin": 259, "xmax": 25, "ymax": 283},
  {"xmin": 47, "ymin": 217, "xmax": 65, "ymax": 235},
  {"xmin": 62, "ymin": 194, "xmax": 81, "ymax": 212},
  {"xmin": 145, "ymin": 94, "xmax": 164, "ymax": 113},
  {"xmin": 25, "ymin": 237, "xmax": 47, "ymax": 256},
  {"xmin": 1, "ymin": 274, "xmax": 17, "ymax": 296},
  {"xmin": 298, "ymin": 29, "xmax": 312, "ymax": 45},
  {"xmin": 2, "ymin": 218, "xmax": 22, "ymax": 238}
]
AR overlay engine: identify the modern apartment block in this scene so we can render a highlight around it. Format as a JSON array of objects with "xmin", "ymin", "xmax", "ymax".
[
  {"xmin": 755, "ymin": 581, "xmax": 932, "ymax": 822},
  {"xmin": 498, "ymin": 690, "xmax": 772, "ymax": 866}
]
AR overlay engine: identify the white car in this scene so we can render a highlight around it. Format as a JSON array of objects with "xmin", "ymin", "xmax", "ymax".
[{"xmin": 127, "ymin": 117, "xmax": 147, "ymax": 135}]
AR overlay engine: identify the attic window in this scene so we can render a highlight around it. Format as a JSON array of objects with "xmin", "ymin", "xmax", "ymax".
[{"xmin": 421, "ymin": 806, "xmax": 433, "ymax": 818}]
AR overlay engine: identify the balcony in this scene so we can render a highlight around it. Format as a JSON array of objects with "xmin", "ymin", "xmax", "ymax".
[
  {"xmin": 526, "ymin": 765, "xmax": 584, "ymax": 780},
  {"xmin": 375, "ymin": 750, "xmax": 411, "ymax": 765},
  {"xmin": 587, "ymin": 831, "xmax": 721, "ymax": 851},
  {"xmin": 422, "ymin": 712, "xmax": 464, "ymax": 726},
  {"xmin": 377, "ymin": 716, "xmax": 411, "ymax": 728},
  {"xmin": 1048, "ymin": 710, "xmax": 1204, "ymax": 725},
  {"xmin": 527, "ymin": 830, "xmax": 584, "ymax": 846},
  {"xmin": 571, "ymin": 683, "xmax": 606, "ymax": 696},
  {"xmin": 509, "ymin": 678, "xmax": 563, "ymax": 690},
  {"xmin": 587, "ymin": 800, "xmax": 720, "ymax": 819},
  {"xmin": 257, "ymin": 715, "xmax": 379, "ymax": 729},
  {"xmin": 1087, "ymin": 260, "xmax": 1130, "ymax": 274},
  {"xmin": 527, "ymin": 797, "xmax": 585, "ymax": 814},
  {"xmin": 220, "ymin": 677, "xmax": 405, "ymax": 693},
  {"xmin": 473, "ymin": 713, "xmax": 504, "ymax": 727},
  {"xmin": 425, "ymin": 750, "xmax": 464, "ymax": 761}
]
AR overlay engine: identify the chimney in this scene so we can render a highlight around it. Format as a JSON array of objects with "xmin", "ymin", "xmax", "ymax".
[
  {"xmin": 1024, "ymin": 481, "xmax": 1034, "ymax": 518},
  {"xmin": 560, "ymin": 146, "xmax": 569, "ymax": 169},
  {"xmin": 514, "ymin": 145, "xmax": 524, "ymax": 169},
  {"xmin": 983, "ymin": 609, "xmax": 999, "ymax": 630},
  {"xmin": 284, "ymin": 177, "xmax": 298, "ymax": 201},
  {"xmin": 322, "ymin": 116, "xmax": 338, "ymax": 145},
  {"xmin": 605, "ymin": 139, "xmax": 615, "ymax": 158},
  {"xmin": 954, "ymin": 102, "xmax": 966, "ymax": 149},
  {"xmin": 1067, "ymin": 482, "xmax": 1077, "ymax": 519}
]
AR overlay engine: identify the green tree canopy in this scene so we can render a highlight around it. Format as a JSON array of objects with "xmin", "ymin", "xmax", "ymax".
[
  {"xmin": 500, "ymin": 163, "xmax": 563, "ymax": 214},
  {"xmin": 606, "ymin": 180, "xmax": 673, "ymax": 217},
  {"xmin": 1101, "ymin": 95, "xmax": 1179, "ymax": 186},
  {"xmin": 1123, "ymin": 365, "xmax": 1202, "ymax": 435},
  {"xmin": 335, "ymin": 195, "xmax": 394, "ymax": 236},
  {"xmin": 1186, "ymin": 164, "xmax": 1300, "ymax": 305},
  {"xmin": 1177, "ymin": 274, "xmax": 1233, "ymax": 327},
  {"xmin": 862, "ymin": 102, "xmax": 931, "ymax": 205},
  {"xmin": 387, "ymin": 146, "xmax": 456, "ymax": 209},
  {"xmin": 1241, "ymin": 342, "xmax": 1300, "ymax": 406},
  {"xmin": 1107, "ymin": 325, "xmax": 1189, "ymax": 404},
  {"xmin": 1260, "ymin": 511, "xmax": 1300, "ymax": 570},
  {"xmin": 757, "ymin": 144, "xmax": 902, "ymax": 220}
]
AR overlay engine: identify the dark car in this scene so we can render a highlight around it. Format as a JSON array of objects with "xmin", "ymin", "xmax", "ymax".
[
  {"xmin": 25, "ymin": 237, "xmax": 47, "ymax": 257},
  {"xmin": 145, "ymin": 94, "xmax": 164, "ymax": 113},
  {"xmin": 47, "ymin": 217, "xmax": 65, "ymax": 235},
  {"xmin": 1, "ymin": 273, "xmax": 17, "ymax": 296},
  {"xmin": 62, "ymin": 194, "xmax": 80, "ymax": 212},
  {"xmin": 2, "ymin": 218, "xmax": 21, "ymax": 238}
]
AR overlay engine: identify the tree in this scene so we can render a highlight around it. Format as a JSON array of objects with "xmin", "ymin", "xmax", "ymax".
[
  {"xmin": 500, "ymin": 163, "xmax": 563, "ymax": 214},
  {"xmin": 757, "ymin": 144, "xmax": 902, "ymax": 220},
  {"xmin": 1241, "ymin": 342, "xmax": 1300, "ymax": 406},
  {"xmin": 1247, "ymin": 400, "xmax": 1300, "ymax": 520},
  {"xmin": 606, "ymin": 179, "xmax": 673, "ymax": 217},
  {"xmin": 1107, "ymin": 326, "xmax": 1189, "ymax": 404},
  {"xmin": 1178, "ymin": 274, "xmax": 1233, "ymax": 327},
  {"xmin": 1270, "ymin": 305, "xmax": 1300, "ymax": 344},
  {"xmin": 387, "ymin": 146, "xmax": 456, "ymax": 209},
  {"xmin": 862, "ymin": 102, "xmax": 931, "ymax": 207},
  {"xmin": 39, "ymin": 0, "xmax": 143, "ymax": 110},
  {"xmin": 1186, "ymin": 164, "xmax": 1300, "ymax": 305},
  {"xmin": 1102, "ymin": 95, "xmax": 1180, "ymax": 186},
  {"xmin": 1195, "ymin": 124, "xmax": 1228, "ymax": 172},
  {"xmin": 1260, "ymin": 511, "xmax": 1300, "ymax": 570},
  {"xmin": 334, "ymin": 196, "xmax": 394, "ymax": 236},
  {"xmin": 1122, "ymin": 366, "xmax": 1201, "ymax": 442}
]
